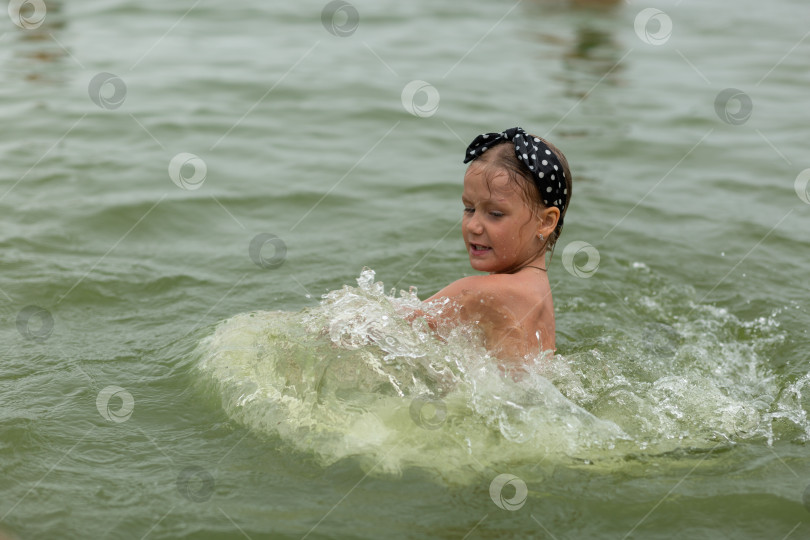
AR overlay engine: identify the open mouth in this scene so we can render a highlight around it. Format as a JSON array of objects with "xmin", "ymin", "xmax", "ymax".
[{"xmin": 469, "ymin": 243, "xmax": 491, "ymax": 253}]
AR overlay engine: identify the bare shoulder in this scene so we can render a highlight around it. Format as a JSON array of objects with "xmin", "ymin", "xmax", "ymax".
[
  {"xmin": 426, "ymin": 271, "xmax": 552, "ymax": 324},
  {"xmin": 423, "ymin": 272, "xmax": 556, "ymax": 357},
  {"xmin": 426, "ymin": 273, "xmax": 517, "ymax": 303}
]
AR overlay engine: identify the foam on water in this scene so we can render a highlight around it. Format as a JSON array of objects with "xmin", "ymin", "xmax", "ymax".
[{"xmin": 194, "ymin": 268, "xmax": 808, "ymax": 478}]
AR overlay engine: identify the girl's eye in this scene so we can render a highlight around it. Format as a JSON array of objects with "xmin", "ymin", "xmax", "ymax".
[
  {"xmin": 463, "ymin": 207, "xmax": 474, "ymax": 214},
  {"xmin": 490, "ymin": 211, "xmax": 504, "ymax": 218}
]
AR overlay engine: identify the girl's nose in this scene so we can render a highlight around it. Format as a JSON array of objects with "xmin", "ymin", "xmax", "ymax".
[{"xmin": 465, "ymin": 213, "xmax": 484, "ymax": 235}]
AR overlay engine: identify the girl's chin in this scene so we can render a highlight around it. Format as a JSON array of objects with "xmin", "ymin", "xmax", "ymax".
[{"xmin": 469, "ymin": 259, "xmax": 498, "ymax": 273}]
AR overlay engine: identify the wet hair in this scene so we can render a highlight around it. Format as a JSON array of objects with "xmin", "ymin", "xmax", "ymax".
[{"xmin": 471, "ymin": 136, "xmax": 572, "ymax": 258}]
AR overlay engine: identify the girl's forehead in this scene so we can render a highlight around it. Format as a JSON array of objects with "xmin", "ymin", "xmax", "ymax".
[{"xmin": 463, "ymin": 165, "xmax": 520, "ymax": 199}]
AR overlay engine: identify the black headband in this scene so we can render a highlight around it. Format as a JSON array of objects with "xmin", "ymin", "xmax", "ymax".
[{"xmin": 463, "ymin": 127, "xmax": 567, "ymax": 213}]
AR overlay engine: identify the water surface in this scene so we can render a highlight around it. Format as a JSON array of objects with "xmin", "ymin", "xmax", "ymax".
[{"xmin": 2, "ymin": 0, "xmax": 810, "ymax": 538}]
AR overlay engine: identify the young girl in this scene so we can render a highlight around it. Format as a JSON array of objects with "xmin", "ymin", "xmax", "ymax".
[{"xmin": 424, "ymin": 127, "xmax": 572, "ymax": 364}]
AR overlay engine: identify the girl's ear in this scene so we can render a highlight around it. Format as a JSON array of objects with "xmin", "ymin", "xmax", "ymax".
[{"xmin": 536, "ymin": 206, "xmax": 560, "ymax": 238}]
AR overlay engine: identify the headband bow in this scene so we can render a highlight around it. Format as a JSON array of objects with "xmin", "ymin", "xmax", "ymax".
[{"xmin": 463, "ymin": 127, "xmax": 567, "ymax": 213}]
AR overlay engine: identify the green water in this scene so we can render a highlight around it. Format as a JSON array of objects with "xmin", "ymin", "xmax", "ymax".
[{"xmin": 2, "ymin": 0, "xmax": 810, "ymax": 538}]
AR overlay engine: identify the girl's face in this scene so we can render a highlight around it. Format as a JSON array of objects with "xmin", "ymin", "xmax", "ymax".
[{"xmin": 461, "ymin": 163, "xmax": 548, "ymax": 273}]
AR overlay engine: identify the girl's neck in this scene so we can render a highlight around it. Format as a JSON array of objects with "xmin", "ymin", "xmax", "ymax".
[{"xmin": 495, "ymin": 255, "xmax": 548, "ymax": 275}]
